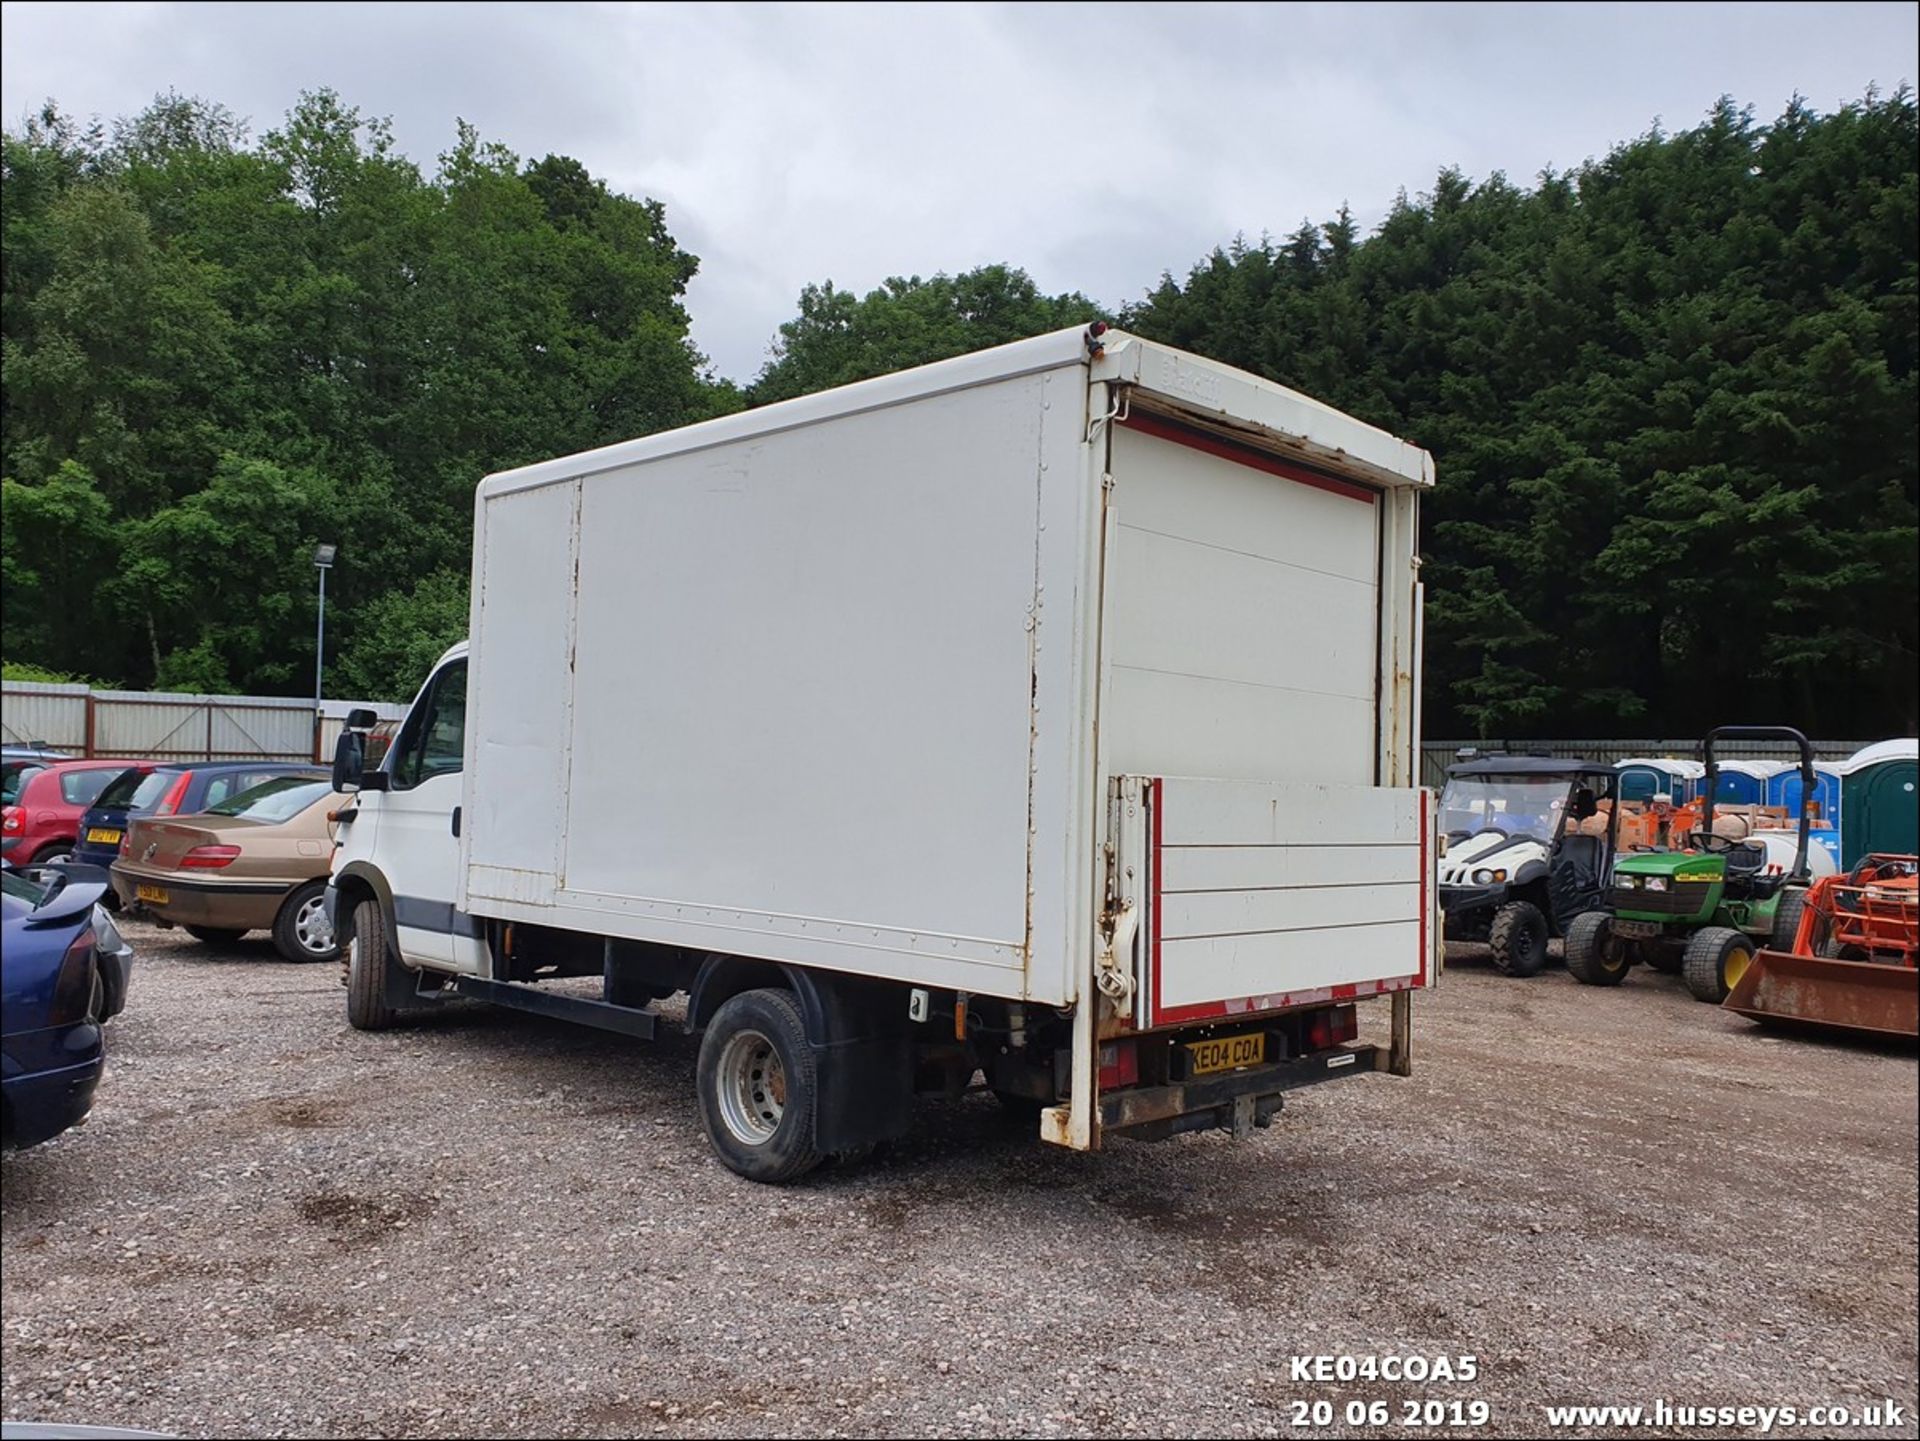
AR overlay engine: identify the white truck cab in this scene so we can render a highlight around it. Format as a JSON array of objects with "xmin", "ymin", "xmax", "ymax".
[
  {"xmin": 325, "ymin": 326, "xmax": 1438, "ymax": 1183},
  {"xmin": 328, "ymin": 642, "xmax": 483, "ymax": 979}
]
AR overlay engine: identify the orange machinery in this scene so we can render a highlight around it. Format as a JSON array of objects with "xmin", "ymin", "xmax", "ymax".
[{"xmin": 1724, "ymin": 854, "xmax": 1919, "ymax": 1038}]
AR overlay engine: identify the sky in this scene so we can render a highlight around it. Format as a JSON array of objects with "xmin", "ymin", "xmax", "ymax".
[{"xmin": 2, "ymin": 1, "xmax": 1914, "ymax": 383}]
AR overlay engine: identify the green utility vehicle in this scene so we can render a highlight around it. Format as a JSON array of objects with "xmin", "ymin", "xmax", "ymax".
[{"xmin": 1566, "ymin": 726, "xmax": 1820, "ymax": 1002}]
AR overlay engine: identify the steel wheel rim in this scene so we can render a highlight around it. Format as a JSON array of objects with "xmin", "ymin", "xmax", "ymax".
[
  {"xmin": 1602, "ymin": 937, "xmax": 1629, "ymax": 974},
  {"xmin": 295, "ymin": 895, "xmax": 331, "ymax": 955},
  {"xmin": 715, "ymin": 1028, "xmax": 785, "ymax": 1146},
  {"xmin": 1724, "ymin": 944, "xmax": 1754, "ymax": 991}
]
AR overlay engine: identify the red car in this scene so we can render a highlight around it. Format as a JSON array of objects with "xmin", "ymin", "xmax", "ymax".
[{"xmin": 1, "ymin": 759, "xmax": 148, "ymax": 864}]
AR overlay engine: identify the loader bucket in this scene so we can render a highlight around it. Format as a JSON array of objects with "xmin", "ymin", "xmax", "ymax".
[{"xmin": 1725, "ymin": 948, "xmax": 1919, "ymax": 1039}]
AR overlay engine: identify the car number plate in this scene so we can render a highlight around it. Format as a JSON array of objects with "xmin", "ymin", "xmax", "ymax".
[
  {"xmin": 136, "ymin": 884, "xmax": 169, "ymax": 905},
  {"xmin": 87, "ymin": 827, "xmax": 122, "ymax": 845},
  {"xmin": 1186, "ymin": 1032, "xmax": 1265, "ymax": 1075}
]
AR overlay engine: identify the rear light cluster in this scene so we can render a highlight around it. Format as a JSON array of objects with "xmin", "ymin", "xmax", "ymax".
[
  {"xmin": 180, "ymin": 845, "xmax": 241, "ymax": 870},
  {"xmin": 49, "ymin": 932, "xmax": 98, "ymax": 1025},
  {"xmin": 1304, "ymin": 1004, "xmax": 1358, "ymax": 1051},
  {"xmin": 1097, "ymin": 1039, "xmax": 1139, "ymax": 1090},
  {"xmin": 154, "ymin": 773, "xmax": 192, "ymax": 817},
  {"xmin": 1, "ymin": 807, "xmax": 21, "ymax": 834}
]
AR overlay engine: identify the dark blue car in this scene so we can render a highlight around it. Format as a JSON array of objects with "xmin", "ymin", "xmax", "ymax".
[
  {"xmin": 1, "ymin": 862, "xmax": 135, "ymax": 1150},
  {"xmin": 71, "ymin": 762, "xmax": 325, "ymax": 876}
]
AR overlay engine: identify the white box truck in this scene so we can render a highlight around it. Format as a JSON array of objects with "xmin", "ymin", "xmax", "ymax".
[{"xmin": 324, "ymin": 325, "xmax": 1438, "ymax": 1182}]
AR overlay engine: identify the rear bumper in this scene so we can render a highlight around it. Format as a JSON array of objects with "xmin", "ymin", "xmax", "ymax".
[
  {"xmin": 108, "ymin": 864, "xmax": 291, "ymax": 930},
  {"xmin": 0, "ymin": 836, "xmax": 21, "ymax": 855},
  {"xmin": 2, "ymin": 1053, "xmax": 103, "ymax": 1150},
  {"xmin": 1100, "ymin": 1043, "xmax": 1383, "ymax": 1141},
  {"xmin": 71, "ymin": 841, "xmax": 123, "ymax": 870}
]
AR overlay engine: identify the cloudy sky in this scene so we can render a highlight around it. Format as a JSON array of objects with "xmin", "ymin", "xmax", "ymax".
[{"xmin": 3, "ymin": 1, "xmax": 1913, "ymax": 381}]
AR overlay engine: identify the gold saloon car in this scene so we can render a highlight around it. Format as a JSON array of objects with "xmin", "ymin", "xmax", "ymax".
[{"xmin": 111, "ymin": 774, "xmax": 344, "ymax": 962}]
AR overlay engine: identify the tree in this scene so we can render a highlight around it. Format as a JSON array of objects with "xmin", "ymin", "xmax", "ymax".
[
  {"xmin": 2, "ymin": 89, "xmax": 735, "ymax": 696},
  {"xmin": 332, "ymin": 569, "xmax": 470, "ymax": 702},
  {"xmin": 751, "ymin": 265, "xmax": 1105, "ymax": 404},
  {"xmin": 1126, "ymin": 90, "xmax": 1918, "ymax": 737}
]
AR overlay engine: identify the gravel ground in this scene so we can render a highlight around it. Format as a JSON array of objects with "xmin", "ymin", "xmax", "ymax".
[{"xmin": 3, "ymin": 923, "xmax": 1916, "ymax": 1440}]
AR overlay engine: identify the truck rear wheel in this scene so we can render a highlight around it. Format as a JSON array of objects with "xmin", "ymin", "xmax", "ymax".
[
  {"xmin": 1682, "ymin": 926, "xmax": 1754, "ymax": 1004},
  {"xmin": 1564, "ymin": 911, "xmax": 1632, "ymax": 986},
  {"xmin": 1487, "ymin": 901, "xmax": 1549, "ymax": 977},
  {"xmin": 697, "ymin": 988, "xmax": 823, "ymax": 1184},
  {"xmin": 345, "ymin": 897, "xmax": 399, "ymax": 1031}
]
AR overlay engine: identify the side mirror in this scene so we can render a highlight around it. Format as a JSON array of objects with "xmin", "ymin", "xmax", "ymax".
[
  {"xmin": 346, "ymin": 707, "xmax": 378, "ymax": 731},
  {"xmin": 331, "ymin": 730, "xmax": 365, "ymax": 793},
  {"xmin": 1571, "ymin": 788, "xmax": 1598, "ymax": 821}
]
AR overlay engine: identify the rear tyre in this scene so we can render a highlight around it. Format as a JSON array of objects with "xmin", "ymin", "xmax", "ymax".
[
  {"xmin": 1487, "ymin": 901, "xmax": 1549, "ymax": 977},
  {"xmin": 345, "ymin": 897, "xmax": 399, "ymax": 1031},
  {"xmin": 991, "ymin": 1088, "xmax": 1047, "ymax": 1122},
  {"xmin": 1768, "ymin": 887, "xmax": 1809, "ymax": 952},
  {"xmin": 32, "ymin": 843, "xmax": 72, "ymax": 864},
  {"xmin": 1564, "ymin": 912, "xmax": 1632, "ymax": 986},
  {"xmin": 1682, "ymin": 926, "xmax": 1755, "ymax": 1004},
  {"xmin": 1641, "ymin": 942, "xmax": 1683, "ymax": 974},
  {"xmin": 697, "ymin": 988, "xmax": 823, "ymax": 1184},
  {"xmin": 272, "ymin": 881, "xmax": 339, "ymax": 963},
  {"xmin": 185, "ymin": 925, "xmax": 248, "ymax": 944}
]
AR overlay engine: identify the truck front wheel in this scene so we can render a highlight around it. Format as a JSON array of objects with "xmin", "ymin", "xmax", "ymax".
[
  {"xmin": 345, "ymin": 897, "xmax": 399, "ymax": 1031},
  {"xmin": 1487, "ymin": 901, "xmax": 1549, "ymax": 977},
  {"xmin": 697, "ymin": 988, "xmax": 823, "ymax": 1184}
]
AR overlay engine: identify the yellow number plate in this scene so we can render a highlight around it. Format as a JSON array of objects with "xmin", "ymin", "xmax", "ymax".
[
  {"xmin": 1186, "ymin": 1032, "xmax": 1265, "ymax": 1075},
  {"xmin": 136, "ymin": 884, "xmax": 169, "ymax": 905},
  {"xmin": 87, "ymin": 828, "xmax": 122, "ymax": 845}
]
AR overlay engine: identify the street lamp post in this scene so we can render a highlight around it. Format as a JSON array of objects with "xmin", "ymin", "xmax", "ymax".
[{"xmin": 314, "ymin": 543, "xmax": 337, "ymax": 758}]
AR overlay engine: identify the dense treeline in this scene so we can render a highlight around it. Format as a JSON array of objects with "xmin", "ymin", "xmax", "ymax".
[
  {"xmin": 3, "ymin": 91, "xmax": 737, "ymax": 699},
  {"xmin": 3, "ymin": 89, "xmax": 1914, "ymax": 736},
  {"xmin": 1126, "ymin": 95, "xmax": 1918, "ymax": 738}
]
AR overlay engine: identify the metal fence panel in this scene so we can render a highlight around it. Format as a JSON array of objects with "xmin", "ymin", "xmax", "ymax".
[
  {"xmin": 3, "ymin": 683, "xmax": 404, "ymax": 763},
  {"xmin": 88, "ymin": 690, "xmax": 311, "ymax": 762},
  {"xmin": 209, "ymin": 695, "xmax": 316, "ymax": 761},
  {"xmin": 0, "ymin": 682, "xmax": 89, "ymax": 751}
]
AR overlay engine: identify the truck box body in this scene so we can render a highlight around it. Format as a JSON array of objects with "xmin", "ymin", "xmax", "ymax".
[{"xmin": 438, "ymin": 326, "xmax": 1434, "ymax": 1154}]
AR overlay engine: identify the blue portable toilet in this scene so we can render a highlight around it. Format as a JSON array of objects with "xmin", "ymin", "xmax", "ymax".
[
  {"xmin": 1769, "ymin": 762, "xmax": 1844, "ymax": 870},
  {"xmin": 1710, "ymin": 759, "xmax": 1782, "ymax": 806},
  {"xmin": 1616, "ymin": 758, "xmax": 1704, "ymax": 804}
]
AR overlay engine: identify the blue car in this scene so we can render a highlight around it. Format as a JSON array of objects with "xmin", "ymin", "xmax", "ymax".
[
  {"xmin": 71, "ymin": 762, "xmax": 325, "ymax": 876},
  {"xmin": 1, "ymin": 862, "xmax": 135, "ymax": 1150}
]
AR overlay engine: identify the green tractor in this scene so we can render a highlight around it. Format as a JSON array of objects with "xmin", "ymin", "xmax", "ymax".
[{"xmin": 1566, "ymin": 726, "xmax": 1830, "ymax": 1002}]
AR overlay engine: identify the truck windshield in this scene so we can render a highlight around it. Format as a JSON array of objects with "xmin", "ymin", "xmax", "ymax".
[{"xmin": 1438, "ymin": 775, "xmax": 1571, "ymax": 841}]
